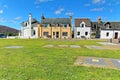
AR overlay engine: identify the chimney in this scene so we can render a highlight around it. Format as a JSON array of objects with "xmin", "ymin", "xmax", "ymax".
[
  {"xmin": 41, "ymin": 14, "xmax": 45, "ymax": 23},
  {"xmin": 70, "ymin": 15, "xmax": 72, "ymax": 26},
  {"xmin": 41, "ymin": 14, "xmax": 45, "ymax": 20},
  {"xmin": 98, "ymin": 17, "xmax": 101, "ymax": 24},
  {"xmin": 29, "ymin": 13, "xmax": 32, "ymax": 26},
  {"xmin": 70, "ymin": 15, "xmax": 72, "ymax": 20}
]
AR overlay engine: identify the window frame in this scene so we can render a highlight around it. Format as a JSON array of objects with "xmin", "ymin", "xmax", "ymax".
[
  {"xmin": 44, "ymin": 24, "xmax": 48, "ymax": 28},
  {"xmin": 63, "ymin": 24, "xmax": 68, "ymax": 28},
  {"xmin": 33, "ymin": 30, "xmax": 36, "ymax": 36},
  {"xmin": 43, "ymin": 32, "xmax": 49, "ymax": 36},
  {"xmin": 85, "ymin": 32, "xmax": 88, "ymax": 36},
  {"xmin": 77, "ymin": 32, "xmax": 80, "ymax": 36},
  {"xmin": 62, "ymin": 32, "xmax": 68, "ymax": 36},
  {"xmin": 106, "ymin": 32, "xmax": 109, "ymax": 37}
]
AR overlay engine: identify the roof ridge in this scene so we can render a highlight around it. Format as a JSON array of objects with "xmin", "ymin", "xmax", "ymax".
[{"xmin": 45, "ymin": 18, "xmax": 70, "ymax": 19}]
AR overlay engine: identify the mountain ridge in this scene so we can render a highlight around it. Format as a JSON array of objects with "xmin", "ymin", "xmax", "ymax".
[{"xmin": 0, "ymin": 25, "xmax": 19, "ymax": 34}]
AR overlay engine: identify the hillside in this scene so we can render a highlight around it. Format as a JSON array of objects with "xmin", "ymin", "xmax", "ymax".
[{"xmin": 0, "ymin": 25, "xmax": 19, "ymax": 35}]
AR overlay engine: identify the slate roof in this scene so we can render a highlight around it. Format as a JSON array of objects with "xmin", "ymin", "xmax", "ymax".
[
  {"xmin": 91, "ymin": 22, "xmax": 120, "ymax": 30},
  {"xmin": 42, "ymin": 18, "xmax": 71, "ymax": 24},
  {"xmin": 103, "ymin": 22, "xmax": 120, "ymax": 30},
  {"xmin": 75, "ymin": 18, "xmax": 91, "ymax": 27},
  {"xmin": 21, "ymin": 18, "xmax": 40, "ymax": 27}
]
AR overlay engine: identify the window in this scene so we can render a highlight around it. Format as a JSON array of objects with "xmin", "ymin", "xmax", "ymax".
[
  {"xmin": 54, "ymin": 24, "xmax": 58, "ymax": 28},
  {"xmin": 106, "ymin": 24, "xmax": 110, "ymax": 29},
  {"xmin": 43, "ymin": 32, "xmax": 49, "ymax": 36},
  {"xmin": 63, "ymin": 24, "xmax": 68, "ymax": 28},
  {"xmin": 94, "ymin": 24, "xmax": 97, "ymax": 29},
  {"xmin": 62, "ymin": 32, "xmax": 68, "ymax": 36},
  {"xmin": 53, "ymin": 32, "xmax": 55, "ymax": 35},
  {"xmin": 81, "ymin": 24, "xmax": 84, "ymax": 28},
  {"xmin": 77, "ymin": 32, "xmax": 80, "ymax": 36},
  {"xmin": 44, "ymin": 24, "xmax": 48, "ymax": 28},
  {"xmin": 25, "ymin": 23, "xmax": 27, "ymax": 26},
  {"xmin": 33, "ymin": 30, "xmax": 36, "ymax": 35},
  {"xmin": 106, "ymin": 32, "xmax": 109, "ymax": 37},
  {"xmin": 85, "ymin": 32, "xmax": 88, "ymax": 36}
]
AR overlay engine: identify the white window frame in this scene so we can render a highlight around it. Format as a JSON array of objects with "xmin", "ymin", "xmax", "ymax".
[
  {"xmin": 63, "ymin": 24, "xmax": 68, "ymax": 28},
  {"xmin": 77, "ymin": 32, "xmax": 80, "ymax": 36},
  {"xmin": 62, "ymin": 32, "xmax": 68, "ymax": 36}
]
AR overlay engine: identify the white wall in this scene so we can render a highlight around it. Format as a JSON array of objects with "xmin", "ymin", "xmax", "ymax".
[
  {"xmin": 32, "ymin": 27, "xmax": 38, "ymax": 38},
  {"xmin": 21, "ymin": 27, "xmax": 31, "ymax": 38},
  {"xmin": 74, "ymin": 27, "xmax": 91, "ymax": 39},
  {"xmin": 21, "ymin": 27, "xmax": 38, "ymax": 38},
  {"xmin": 100, "ymin": 30, "xmax": 120, "ymax": 39}
]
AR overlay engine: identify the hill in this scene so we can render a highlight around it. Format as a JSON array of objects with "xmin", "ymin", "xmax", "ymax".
[{"xmin": 0, "ymin": 25, "xmax": 19, "ymax": 36}]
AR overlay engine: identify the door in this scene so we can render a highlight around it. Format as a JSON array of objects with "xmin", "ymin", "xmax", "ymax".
[
  {"xmin": 114, "ymin": 32, "xmax": 118, "ymax": 39},
  {"xmin": 56, "ymin": 32, "xmax": 59, "ymax": 38}
]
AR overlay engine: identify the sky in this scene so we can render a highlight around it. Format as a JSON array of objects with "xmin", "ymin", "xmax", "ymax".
[{"xmin": 0, "ymin": 0, "xmax": 120, "ymax": 30}]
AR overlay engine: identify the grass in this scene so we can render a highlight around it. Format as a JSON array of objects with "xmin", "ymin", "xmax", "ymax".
[{"xmin": 0, "ymin": 39, "xmax": 120, "ymax": 80}]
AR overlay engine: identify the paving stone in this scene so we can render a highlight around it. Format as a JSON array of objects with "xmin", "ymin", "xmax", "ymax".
[
  {"xmin": 86, "ymin": 45, "xmax": 104, "ymax": 50},
  {"xmin": 43, "ymin": 44, "xmax": 54, "ymax": 47},
  {"xmin": 110, "ymin": 59, "xmax": 120, "ymax": 69},
  {"xmin": 74, "ymin": 56, "xmax": 120, "ymax": 70},
  {"xmin": 58, "ymin": 45, "xmax": 68, "ymax": 47},
  {"xmin": 98, "ymin": 42, "xmax": 118, "ymax": 46},
  {"xmin": 70, "ymin": 45, "xmax": 81, "ymax": 48},
  {"xmin": 5, "ymin": 46, "xmax": 24, "ymax": 49},
  {"xmin": 84, "ymin": 57, "xmax": 109, "ymax": 67}
]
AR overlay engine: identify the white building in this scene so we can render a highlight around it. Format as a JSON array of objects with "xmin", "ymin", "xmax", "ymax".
[
  {"xmin": 74, "ymin": 18, "xmax": 91, "ymax": 39},
  {"xmin": 100, "ymin": 30, "xmax": 120, "ymax": 39},
  {"xmin": 20, "ymin": 13, "xmax": 39, "ymax": 38},
  {"xmin": 100, "ymin": 22, "xmax": 120, "ymax": 39}
]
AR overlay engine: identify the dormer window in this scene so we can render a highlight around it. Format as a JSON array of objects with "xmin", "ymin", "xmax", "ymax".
[
  {"xmin": 81, "ymin": 24, "xmax": 84, "ymax": 28},
  {"xmin": 106, "ymin": 24, "xmax": 110, "ymax": 29},
  {"xmin": 105, "ymin": 22, "xmax": 111, "ymax": 29},
  {"xmin": 54, "ymin": 24, "xmax": 58, "ymax": 28},
  {"xmin": 25, "ymin": 23, "xmax": 27, "ymax": 26},
  {"xmin": 63, "ymin": 24, "xmax": 68, "ymax": 28},
  {"xmin": 44, "ymin": 24, "xmax": 48, "ymax": 28},
  {"xmin": 80, "ymin": 22, "xmax": 85, "ymax": 28},
  {"xmin": 24, "ymin": 22, "xmax": 27, "ymax": 26}
]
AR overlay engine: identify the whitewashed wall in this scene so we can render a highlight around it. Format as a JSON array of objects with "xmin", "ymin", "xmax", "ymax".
[
  {"xmin": 74, "ymin": 27, "xmax": 91, "ymax": 39},
  {"xmin": 100, "ymin": 30, "xmax": 120, "ymax": 39}
]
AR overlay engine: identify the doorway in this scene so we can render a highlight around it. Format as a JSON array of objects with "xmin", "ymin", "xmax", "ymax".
[
  {"xmin": 114, "ymin": 32, "xmax": 118, "ymax": 39},
  {"xmin": 56, "ymin": 32, "xmax": 59, "ymax": 38}
]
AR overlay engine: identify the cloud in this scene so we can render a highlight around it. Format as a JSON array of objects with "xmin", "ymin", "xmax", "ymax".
[
  {"xmin": 84, "ymin": 4, "xmax": 91, "ymax": 7},
  {"xmin": 65, "ymin": 12, "xmax": 73, "ymax": 16},
  {"xmin": 13, "ymin": 17, "xmax": 22, "ymax": 21},
  {"xmin": 54, "ymin": 8, "xmax": 64, "ymax": 15},
  {"xmin": 92, "ymin": 0, "xmax": 105, "ymax": 4},
  {"xmin": 0, "ymin": 10, "xmax": 3, "ymax": 14},
  {"xmin": 3, "ymin": 5, "xmax": 8, "ymax": 8},
  {"xmin": 36, "ymin": 5, "xmax": 40, "ymax": 8},
  {"xmin": 116, "ymin": 1, "xmax": 120, "ymax": 5},
  {"xmin": 90, "ymin": 7, "xmax": 104, "ymax": 11},
  {"xmin": 34, "ymin": 0, "xmax": 53, "ymax": 4},
  {"xmin": 0, "ymin": 18, "xmax": 6, "ymax": 22}
]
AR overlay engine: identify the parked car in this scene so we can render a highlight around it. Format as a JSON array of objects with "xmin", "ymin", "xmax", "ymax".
[{"xmin": 0, "ymin": 34, "xmax": 6, "ymax": 38}]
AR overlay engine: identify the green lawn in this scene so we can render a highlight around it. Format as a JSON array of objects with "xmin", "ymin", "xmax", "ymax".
[{"xmin": 0, "ymin": 39, "xmax": 120, "ymax": 80}]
